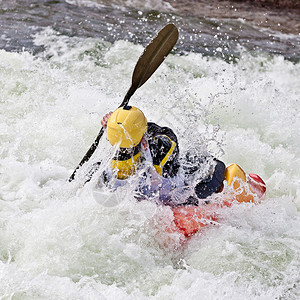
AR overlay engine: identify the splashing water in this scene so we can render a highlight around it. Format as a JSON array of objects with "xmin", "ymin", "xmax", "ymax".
[{"xmin": 0, "ymin": 3, "xmax": 300, "ymax": 299}]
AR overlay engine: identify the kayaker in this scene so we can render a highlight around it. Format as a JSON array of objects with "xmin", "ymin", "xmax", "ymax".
[{"xmin": 97, "ymin": 105, "xmax": 226, "ymax": 206}]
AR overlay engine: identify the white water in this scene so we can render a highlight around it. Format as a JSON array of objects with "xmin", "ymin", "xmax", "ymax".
[
  {"xmin": 0, "ymin": 28, "xmax": 299, "ymax": 299},
  {"xmin": 65, "ymin": 0, "xmax": 175, "ymax": 11}
]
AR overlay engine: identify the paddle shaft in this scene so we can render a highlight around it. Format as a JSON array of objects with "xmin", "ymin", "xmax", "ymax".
[{"xmin": 68, "ymin": 92, "xmax": 132, "ymax": 182}]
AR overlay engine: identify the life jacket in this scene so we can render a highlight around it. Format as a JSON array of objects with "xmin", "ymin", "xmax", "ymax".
[
  {"xmin": 111, "ymin": 122, "xmax": 180, "ymax": 180},
  {"xmin": 110, "ymin": 144, "xmax": 143, "ymax": 180}
]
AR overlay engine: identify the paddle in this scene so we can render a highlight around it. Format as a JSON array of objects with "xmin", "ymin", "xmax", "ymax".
[{"xmin": 69, "ymin": 23, "xmax": 179, "ymax": 182}]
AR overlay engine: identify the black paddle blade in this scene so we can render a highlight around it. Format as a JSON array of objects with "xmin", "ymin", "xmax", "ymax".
[
  {"xmin": 133, "ymin": 24, "xmax": 179, "ymax": 89},
  {"xmin": 121, "ymin": 24, "xmax": 179, "ymax": 106}
]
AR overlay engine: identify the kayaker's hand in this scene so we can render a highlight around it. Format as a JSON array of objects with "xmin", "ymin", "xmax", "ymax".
[{"xmin": 101, "ymin": 111, "xmax": 113, "ymax": 127}]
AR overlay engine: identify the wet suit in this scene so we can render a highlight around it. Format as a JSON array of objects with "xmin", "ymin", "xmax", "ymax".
[{"xmin": 98, "ymin": 122, "xmax": 225, "ymax": 206}]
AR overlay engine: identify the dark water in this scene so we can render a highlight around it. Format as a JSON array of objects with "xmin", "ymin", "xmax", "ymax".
[{"xmin": 0, "ymin": 0, "xmax": 299, "ymax": 61}]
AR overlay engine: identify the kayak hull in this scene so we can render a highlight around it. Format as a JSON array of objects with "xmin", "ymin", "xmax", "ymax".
[{"xmin": 170, "ymin": 164, "xmax": 266, "ymax": 237}]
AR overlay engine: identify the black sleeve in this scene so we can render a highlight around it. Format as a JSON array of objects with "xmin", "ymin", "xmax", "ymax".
[
  {"xmin": 194, "ymin": 159, "xmax": 225, "ymax": 199},
  {"xmin": 147, "ymin": 122, "xmax": 180, "ymax": 178}
]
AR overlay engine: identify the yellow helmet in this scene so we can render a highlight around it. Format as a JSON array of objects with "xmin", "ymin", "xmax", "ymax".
[{"xmin": 107, "ymin": 106, "xmax": 147, "ymax": 148}]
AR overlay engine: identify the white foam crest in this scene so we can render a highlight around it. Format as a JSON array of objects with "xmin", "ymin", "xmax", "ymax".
[
  {"xmin": 181, "ymin": 197, "xmax": 300, "ymax": 299},
  {"xmin": 65, "ymin": 0, "xmax": 175, "ymax": 12}
]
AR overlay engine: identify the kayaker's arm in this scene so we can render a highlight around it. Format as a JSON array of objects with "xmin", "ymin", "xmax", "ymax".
[
  {"xmin": 147, "ymin": 122, "xmax": 180, "ymax": 178},
  {"xmin": 194, "ymin": 159, "xmax": 226, "ymax": 199},
  {"xmin": 135, "ymin": 165, "xmax": 187, "ymax": 206}
]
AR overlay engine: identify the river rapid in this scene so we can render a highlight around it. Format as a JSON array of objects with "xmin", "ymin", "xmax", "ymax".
[{"xmin": 0, "ymin": 0, "xmax": 299, "ymax": 299}]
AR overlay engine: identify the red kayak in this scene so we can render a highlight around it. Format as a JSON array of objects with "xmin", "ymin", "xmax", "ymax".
[{"xmin": 170, "ymin": 164, "xmax": 266, "ymax": 237}]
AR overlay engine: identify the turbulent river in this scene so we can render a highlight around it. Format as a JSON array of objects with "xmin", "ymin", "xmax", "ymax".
[{"xmin": 0, "ymin": 0, "xmax": 299, "ymax": 299}]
